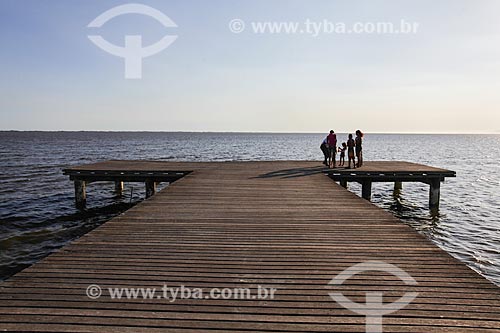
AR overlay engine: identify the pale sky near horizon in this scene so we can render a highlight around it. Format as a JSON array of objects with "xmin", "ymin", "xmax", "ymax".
[{"xmin": 1, "ymin": 0, "xmax": 499, "ymax": 133}]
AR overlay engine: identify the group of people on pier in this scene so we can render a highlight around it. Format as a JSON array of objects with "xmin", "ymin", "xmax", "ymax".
[{"xmin": 320, "ymin": 130, "xmax": 364, "ymax": 169}]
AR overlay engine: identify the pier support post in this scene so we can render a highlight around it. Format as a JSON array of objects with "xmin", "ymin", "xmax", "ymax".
[
  {"xmin": 340, "ymin": 180, "xmax": 348, "ymax": 188},
  {"xmin": 74, "ymin": 180, "xmax": 86, "ymax": 210},
  {"xmin": 114, "ymin": 181, "xmax": 124, "ymax": 196},
  {"xmin": 361, "ymin": 180, "xmax": 372, "ymax": 201},
  {"xmin": 394, "ymin": 181, "xmax": 402, "ymax": 191},
  {"xmin": 145, "ymin": 180, "xmax": 156, "ymax": 198},
  {"xmin": 429, "ymin": 178, "xmax": 441, "ymax": 209}
]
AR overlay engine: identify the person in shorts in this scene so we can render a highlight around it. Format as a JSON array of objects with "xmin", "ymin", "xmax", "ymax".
[{"xmin": 326, "ymin": 130, "xmax": 337, "ymax": 168}]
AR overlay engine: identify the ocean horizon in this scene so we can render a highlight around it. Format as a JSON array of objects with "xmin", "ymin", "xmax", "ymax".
[{"xmin": 2, "ymin": 130, "xmax": 500, "ymax": 134}]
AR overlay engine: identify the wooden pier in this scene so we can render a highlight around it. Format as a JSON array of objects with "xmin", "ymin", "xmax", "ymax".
[
  {"xmin": 0, "ymin": 161, "xmax": 499, "ymax": 332},
  {"xmin": 63, "ymin": 160, "xmax": 455, "ymax": 210},
  {"xmin": 328, "ymin": 161, "xmax": 456, "ymax": 209},
  {"xmin": 63, "ymin": 161, "xmax": 191, "ymax": 209}
]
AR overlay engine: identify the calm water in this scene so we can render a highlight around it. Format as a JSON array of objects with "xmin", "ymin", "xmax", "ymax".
[{"xmin": 0, "ymin": 132, "xmax": 499, "ymax": 285}]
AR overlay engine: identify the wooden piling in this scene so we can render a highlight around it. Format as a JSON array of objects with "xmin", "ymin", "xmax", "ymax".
[
  {"xmin": 340, "ymin": 179, "xmax": 348, "ymax": 188},
  {"xmin": 114, "ymin": 181, "xmax": 124, "ymax": 196},
  {"xmin": 74, "ymin": 180, "xmax": 86, "ymax": 209},
  {"xmin": 394, "ymin": 181, "xmax": 402, "ymax": 191},
  {"xmin": 429, "ymin": 178, "xmax": 441, "ymax": 209},
  {"xmin": 145, "ymin": 180, "xmax": 156, "ymax": 198},
  {"xmin": 361, "ymin": 180, "xmax": 372, "ymax": 200}
]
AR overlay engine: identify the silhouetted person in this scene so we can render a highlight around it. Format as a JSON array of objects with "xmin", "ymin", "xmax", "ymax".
[
  {"xmin": 347, "ymin": 133, "xmax": 355, "ymax": 169},
  {"xmin": 355, "ymin": 130, "xmax": 364, "ymax": 168},
  {"xmin": 320, "ymin": 136, "xmax": 329, "ymax": 166},
  {"xmin": 338, "ymin": 142, "xmax": 347, "ymax": 166},
  {"xmin": 327, "ymin": 130, "xmax": 337, "ymax": 168}
]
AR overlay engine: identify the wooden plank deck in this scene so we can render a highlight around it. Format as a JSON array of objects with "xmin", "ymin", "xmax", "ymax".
[
  {"xmin": 329, "ymin": 161, "xmax": 456, "ymax": 175},
  {"xmin": 1, "ymin": 161, "xmax": 499, "ymax": 332},
  {"xmin": 328, "ymin": 161, "xmax": 456, "ymax": 181}
]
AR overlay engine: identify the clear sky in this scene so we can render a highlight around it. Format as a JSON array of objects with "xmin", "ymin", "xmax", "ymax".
[{"xmin": 1, "ymin": 0, "xmax": 499, "ymax": 133}]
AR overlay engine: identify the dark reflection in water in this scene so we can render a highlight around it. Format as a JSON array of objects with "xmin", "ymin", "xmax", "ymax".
[
  {"xmin": 0, "ymin": 202, "xmax": 136, "ymax": 280},
  {"xmin": 0, "ymin": 131, "xmax": 499, "ymax": 285}
]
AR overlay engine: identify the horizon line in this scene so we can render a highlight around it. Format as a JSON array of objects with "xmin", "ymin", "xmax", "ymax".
[{"xmin": 1, "ymin": 130, "xmax": 499, "ymax": 135}]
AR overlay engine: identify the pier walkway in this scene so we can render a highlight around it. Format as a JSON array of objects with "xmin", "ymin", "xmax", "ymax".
[{"xmin": 0, "ymin": 161, "xmax": 498, "ymax": 332}]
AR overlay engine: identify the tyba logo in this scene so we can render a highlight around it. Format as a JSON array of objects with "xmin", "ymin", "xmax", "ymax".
[
  {"xmin": 88, "ymin": 3, "xmax": 177, "ymax": 79},
  {"xmin": 328, "ymin": 261, "xmax": 418, "ymax": 333}
]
